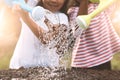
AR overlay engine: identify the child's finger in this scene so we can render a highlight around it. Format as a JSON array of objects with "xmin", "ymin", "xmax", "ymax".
[{"xmin": 11, "ymin": 4, "xmax": 21, "ymax": 17}]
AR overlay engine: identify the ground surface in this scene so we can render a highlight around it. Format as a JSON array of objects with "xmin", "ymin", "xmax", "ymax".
[{"xmin": 0, "ymin": 67, "xmax": 120, "ymax": 80}]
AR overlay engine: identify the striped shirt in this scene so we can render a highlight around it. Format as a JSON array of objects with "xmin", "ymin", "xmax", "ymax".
[{"xmin": 70, "ymin": 3, "xmax": 120, "ymax": 68}]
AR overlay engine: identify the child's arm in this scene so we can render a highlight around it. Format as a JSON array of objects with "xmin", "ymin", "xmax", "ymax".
[
  {"xmin": 22, "ymin": 12, "xmax": 44, "ymax": 38},
  {"xmin": 77, "ymin": 0, "xmax": 88, "ymax": 15},
  {"xmin": 12, "ymin": 4, "xmax": 44, "ymax": 39}
]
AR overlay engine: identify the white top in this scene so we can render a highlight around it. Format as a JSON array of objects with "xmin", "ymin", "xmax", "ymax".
[{"xmin": 9, "ymin": 6, "xmax": 68, "ymax": 69}]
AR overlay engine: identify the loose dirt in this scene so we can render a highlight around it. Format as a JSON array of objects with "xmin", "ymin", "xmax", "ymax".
[{"xmin": 0, "ymin": 67, "xmax": 120, "ymax": 80}]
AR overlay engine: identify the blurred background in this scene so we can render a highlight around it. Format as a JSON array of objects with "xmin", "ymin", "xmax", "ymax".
[{"xmin": 0, "ymin": 0, "xmax": 120, "ymax": 70}]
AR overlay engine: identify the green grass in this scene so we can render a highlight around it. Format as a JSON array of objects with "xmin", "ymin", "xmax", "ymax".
[
  {"xmin": 111, "ymin": 52, "xmax": 120, "ymax": 70},
  {"xmin": 0, "ymin": 47, "xmax": 14, "ymax": 70},
  {"xmin": 0, "ymin": 50, "xmax": 13, "ymax": 70},
  {"xmin": 1, "ymin": 50, "xmax": 120, "ymax": 70},
  {"xmin": 0, "ymin": 41, "xmax": 16, "ymax": 70}
]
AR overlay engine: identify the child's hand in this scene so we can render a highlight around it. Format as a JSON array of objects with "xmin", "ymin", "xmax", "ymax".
[
  {"xmin": 13, "ymin": 0, "xmax": 33, "ymax": 12},
  {"xmin": 76, "ymin": 0, "xmax": 88, "ymax": 3},
  {"xmin": 12, "ymin": 4, "xmax": 29, "ymax": 21}
]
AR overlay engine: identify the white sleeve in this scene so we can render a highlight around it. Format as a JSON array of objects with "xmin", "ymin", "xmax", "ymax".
[
  {"xmin": 31, "ymin": 6, "xmax": 45, "ymax": 21},
  {"xmin": 30, "ymin": 6, "xmax": 49, "ymax": 31},
  {"xmin": 27, "ymin": 0, "xmax": 38, "ymax": 7}
]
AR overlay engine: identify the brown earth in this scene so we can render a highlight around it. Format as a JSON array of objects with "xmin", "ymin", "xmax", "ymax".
[{"xmin": 0, "ymin": 67, "xmax": 120, "ymax": 80}]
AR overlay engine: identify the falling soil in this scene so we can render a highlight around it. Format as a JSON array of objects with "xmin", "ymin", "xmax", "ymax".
[{"xmin": 0, "ymin": 67, "xmax": 120, "ymax": 80}]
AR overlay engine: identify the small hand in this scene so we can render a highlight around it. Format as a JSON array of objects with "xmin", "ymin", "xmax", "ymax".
[
  {"xmin": 13, "ymin": 0, "xmax": 33, "ymax": 12},
  {"xmin": 75, "ymin": 0, "xmax": 88, "ymax": 3},
  {"xmin": 12, "ymin": 4, "xmax": 29, "ymax": 21}
]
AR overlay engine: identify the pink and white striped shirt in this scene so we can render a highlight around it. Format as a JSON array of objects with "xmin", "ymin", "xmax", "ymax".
[{"xmin": 70, "ymin": 3, "xmax": 120, "ymax": 68}]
